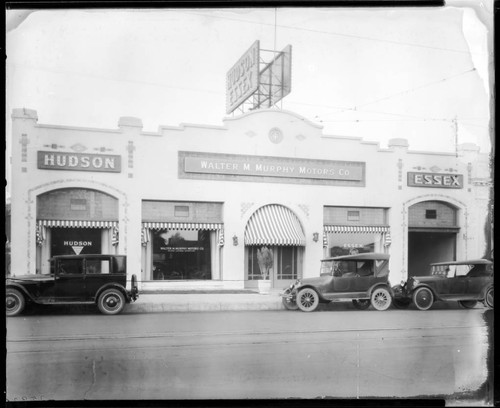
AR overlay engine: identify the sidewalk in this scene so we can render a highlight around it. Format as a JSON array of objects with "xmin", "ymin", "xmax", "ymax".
[{"xmin": 125, "ymin": 290, "xmax": 285, "ymax": 313}]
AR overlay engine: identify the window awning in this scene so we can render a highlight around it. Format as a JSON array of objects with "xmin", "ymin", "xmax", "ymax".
[
  {"xmin": 142, "ymin": 222, "xmax": 223, "ymax": 230},
  {"xmin": 37, "ymin": 220, "xmax": 118, "ymax": 228},
  {"xmin": 244, "ymin": 204, "xmax": 305, "ymax": 246},
  {"xmin": 324, "ymin": 225, "xmax": 390, "ymax": 233}
]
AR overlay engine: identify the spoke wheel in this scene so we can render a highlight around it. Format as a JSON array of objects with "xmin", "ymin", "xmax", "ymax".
[
  {"xmin": 392, "ymin": 298, "xmax": 411, "ymax": 309},
  {"xmin": 352, "ymin": 299, "xmax": 371, "ymax": 310},
  {"xmin": 413, "ymin": 287, "xmax": 434, "ymax": 311},
  {"xmin": 484, "ymin": 288, "xmax": 493, "ymax": 309},
  {"xmin": 282, "ymin": 288, "xmax": 299, "ymax": 311},
  {"xmin": 371, "ymin": 287, "xmax": 392, "ymax": 311},
  {"xmin": 6, "ymin": 288, "xmax": 25, "ymax": 317},
  {"xmin": 458, "ymin": 300, "xmax": 478, "ymax": 309},
  {"xmin": 98, "ymin": 289, "xmax": 125, "ymax": 315},
  {"xmin": 296, "ymin": 288, "xmax": 320, "ymax": 312}
]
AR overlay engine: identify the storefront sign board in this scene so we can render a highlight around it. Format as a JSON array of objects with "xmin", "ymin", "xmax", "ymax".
[
  {"xmin": 38, "ymin": 151, "xmax": 122, "ymax": 173},
  {"xmin": 407, "ymin": 172, "xmax": 463, "ymax": 188},
  {"xmin": 180, "ymin": 151, "xmax": 365, "ymax": 185}
]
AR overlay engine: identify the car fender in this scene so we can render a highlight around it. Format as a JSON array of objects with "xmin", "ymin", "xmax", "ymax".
[
  {"xmin": 295, "ymin": 285, "xmax": 329, "ymax": 302},
  {"xmin": 480, "ymin": 284, "xmax": 494, "ymax": 299},
  {"xmin": 368, "ymin": 283, "xmax": 393, "ymax": 298},
  {"xmin": 411, "ymin": 283, "xmax": 440, "ymax": 301},
  {"xmin": 5, "ymin": 283, "xmax": 37, "ymax": 303},
  {"xmin": 95, "ymin": 283, "xmax": 130, "ymax": 303}
]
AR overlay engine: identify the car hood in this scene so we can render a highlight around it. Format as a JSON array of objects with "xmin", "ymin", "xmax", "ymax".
[
  {"xmin": 297, "ymin": 275, "xmax": 330, "ymax": 287},
  {"xmin": 7, "ymin": 274, "xmax": 54, "ymax": 282}
]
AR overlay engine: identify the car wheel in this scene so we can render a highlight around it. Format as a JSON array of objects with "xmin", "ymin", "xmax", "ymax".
[
  {"xmin": 413, "ymin": 287, "xmax": 434, "ymax": 311},
  {"xmin": 282, "ymin": 288, "xmax": 299, "ymax": 310},
  {"xmin": 483, "ymin": 288, "xmax": 493, "ymax": 309},
  {"xmin": 352, "ymin": 299, "xmax": 371, "ymax": 310},
  {"xmin": 296, "ymin": 288, "xmax": 320, "ymax": 312},
  {"xmin": 98, "ymin": 288, "xmax": 126, "ymax": 315},
  {"xmin": 392, "ymin": 298, "xmax": 411, "ymax": 309},
  {"xmin": 371, "ymin": 287, "xmax": 392, "ymax": 311},
  {"xmin": 458, "ymin": 300, "xmax": 478, "ymax": 309},
  {"xmin": 6, "ymin": 288, "xmax": 26, "ymax": 317}
]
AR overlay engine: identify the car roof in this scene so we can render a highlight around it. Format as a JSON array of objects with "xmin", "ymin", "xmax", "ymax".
[
  {"xmin": 321, "ymin": 253, "xmax": 390, "ymax": 262},
  {"xmin": 431, "ymin": 259, "xmax": 493, "ymax": 266}
]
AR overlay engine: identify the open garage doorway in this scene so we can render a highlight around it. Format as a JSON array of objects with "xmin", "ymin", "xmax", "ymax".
[
  {"xmin": 408, "ymin": 231, "xmax": 456, "ymax": 277},
  {"xmin": 407, "ymin": 200, "xmax": 459, "ymax": 277}
]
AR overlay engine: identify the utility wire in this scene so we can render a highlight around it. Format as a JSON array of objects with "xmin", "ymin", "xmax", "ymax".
[{"xmin": 182, "ymin": 10, "xmax": 481, "ymax": 56}]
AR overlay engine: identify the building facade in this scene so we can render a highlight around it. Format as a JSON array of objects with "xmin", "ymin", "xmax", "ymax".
[{"xmin": 10, "ymin": 108, "xmax": 492, "ymax": 291}]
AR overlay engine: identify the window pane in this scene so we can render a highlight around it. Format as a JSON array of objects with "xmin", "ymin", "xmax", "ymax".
[
  {"xmin": 152, "ymin": 229, "xmax": 212, "ymax": 280},
  {"xmin": 326, "ymin": 233, "xmax": 380, "ymax": 256},
  {"xmin": 59, "ymin": 259, "xmax": 83, "ymax": 274},
  {"xmin": 277, "ymin": 246, "xmax": 297, "ymax": 280}
]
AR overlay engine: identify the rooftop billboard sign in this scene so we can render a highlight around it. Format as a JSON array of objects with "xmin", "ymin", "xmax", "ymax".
[{"xmin": 226, "ymin": 41, "xmax": 260, "ymax": 114}]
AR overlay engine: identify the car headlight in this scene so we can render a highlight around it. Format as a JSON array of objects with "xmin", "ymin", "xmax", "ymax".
[{"xmin": 412, "ymin": 279, "xmax": 419, "ymax": 286}]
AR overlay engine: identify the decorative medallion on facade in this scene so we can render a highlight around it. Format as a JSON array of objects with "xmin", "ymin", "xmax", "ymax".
[
  {"xmin": 241, "ymin": 202, "xmax": 255, "ymax": 218},
  {"xmin": 71, "ymin": 143, "xmax": 87, "ymax": 152},
  {"xmin": 429, "ymin": 165, "xmax": 441, "ymax": 173},
  {"xmin": 268, "ymin": 127, "xmax": 284, "ymax": 144},
  {"xmin": 298, "ymin": 204, "xmax": 310, "ymax": 217},
  {"xmin": 245, "ymin": 130, "xmax": 257, "ymax": 138}
]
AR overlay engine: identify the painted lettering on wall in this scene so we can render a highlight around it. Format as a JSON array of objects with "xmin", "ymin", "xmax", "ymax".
[
  {"xmin": 407, "ymin": 172, "xmax": 463, "ymax": 189},
  {"xmin": 181, "ymin": 151, "xmax": 365, "ymax": 183},
  {"xmin": 37, "ymin": 151, "xmax": 122, "ymax": 173}
]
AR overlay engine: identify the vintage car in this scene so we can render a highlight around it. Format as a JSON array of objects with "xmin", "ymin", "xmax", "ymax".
[
  {"xmin": 393, "ymin": 259, "xmax": 493, "ymax": 311},
  {"xmin": 6, "ymin": 254, "xmax": 139, "ymax": 316},
  {"xmin": 281, "ymin": 253, "xmax": 393, "ymax": 312}
]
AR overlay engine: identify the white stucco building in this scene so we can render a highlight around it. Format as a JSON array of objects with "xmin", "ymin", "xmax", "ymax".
[{"xmin": 10, "ymin": 107, "xmax": 492, "ymax": 291}]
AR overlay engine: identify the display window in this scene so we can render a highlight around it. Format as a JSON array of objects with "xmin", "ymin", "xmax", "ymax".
[
  {"xmin": 51, "ymin": 228, "xmax": 102, "ymax": 256},
  {"xmin": 325, "ymin": 232, "xmax": 384, "ymax": 257},
  {"xmin": 151, "ymin": 229, "xmax": 212, "ymax": 280},
  {"xmin": 246, "ymin": 246, "xmax": 300, "ymax": 281}
]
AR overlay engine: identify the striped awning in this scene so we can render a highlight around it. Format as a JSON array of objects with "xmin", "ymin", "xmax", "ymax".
[
  {"xmin": 245, "ymin": 204, "xmax": 305, "ymax": 246},
  {"xmin": 142, "ymin": 222, "xmax": 223, "ymax": 231},
  {"xmin": 324, "ymin": 225, "xmax": 390, "ymax": 233},
  {"xmin": 38, "ymin": 220, "xmax": 118, "ymax": 228}
]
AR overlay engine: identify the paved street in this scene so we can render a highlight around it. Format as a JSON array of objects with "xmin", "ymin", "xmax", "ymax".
[{"xmin": 6, "ymin": 308, "xmax": 492, "ymax": 402}]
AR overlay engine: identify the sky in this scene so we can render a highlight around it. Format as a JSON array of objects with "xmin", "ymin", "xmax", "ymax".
[{"xmin": 5, "ymin": 2, "xmax": 494, "ymax": 192}]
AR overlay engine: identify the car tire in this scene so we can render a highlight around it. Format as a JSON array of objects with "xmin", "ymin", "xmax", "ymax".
[
  {"xmin": 6, "ymin": 288, "xmax": 26, "ymax": 317},
  {"xmin": 352, "ymin": 299, "xmax": 371, "ymax": 310},
  {"xmin": 296, "ymin": 288, "xmax": 320, "ymax": 312},
  {"xmin": 370, "ymin": 287, "xmax": 392, "ymax": 311},
  {"xmin": 413, "ymin": 287, "xmax": 434, "ymax": 311},
  {"xmin": 483, "ymin": 288, "xmax": 493, "ymax": 309},
  {"xmin": 392, "ymin": 298, "xmax": 411, "ymax": 309},
  {"xmin": 98, "ymin": 288, "xmax": 126, "ymax": 315},
  {"xmin": 458, "ymin": 300, "xmax": 478, "ymax": 309},
  {"xmin": 282, "ymin": 288, "xmax": 299, "ymax": 311}
]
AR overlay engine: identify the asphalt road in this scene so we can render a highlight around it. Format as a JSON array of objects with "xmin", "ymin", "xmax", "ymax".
[{"xmin": 6, "ymin": 308, "xmax": 493, "ymax": 402}]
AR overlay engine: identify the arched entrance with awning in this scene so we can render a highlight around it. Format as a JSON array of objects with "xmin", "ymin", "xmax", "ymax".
[{"xmin": 244, "ymin": 204, "xmax": 306, "ymax": 289}]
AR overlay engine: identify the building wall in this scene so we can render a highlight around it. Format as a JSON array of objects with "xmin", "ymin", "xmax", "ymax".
[{"xmin": 9, "ymin": 108, "xmax": 492, "ymax": 289}]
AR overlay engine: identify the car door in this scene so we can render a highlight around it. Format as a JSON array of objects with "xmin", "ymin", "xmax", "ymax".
[
  {"xmin": 83, "ymin": 257, "xmax": 115, "ymax": 300},
  {"xmin": 55, "ymin": 258, "xmax": 87, "ymax": 301},
  {"xmin": 446, "ymin": 265, "xmax": 469, "ymax": 299}
]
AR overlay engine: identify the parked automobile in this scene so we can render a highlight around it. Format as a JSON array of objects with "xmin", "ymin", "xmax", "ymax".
[
  {"xmin": 393, "ymin": 259, "xmax": 493, "ymax": 311},
  {"xmin": 6, "ymin": 254, "xmax": 139, "ymax": 316},
  {"xmin": 281, "ymin": 253, "xmax": 393, "ymax": 312}
]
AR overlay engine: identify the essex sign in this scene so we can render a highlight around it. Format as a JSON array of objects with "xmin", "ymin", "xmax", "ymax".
[
  {"xmin": 407, "ymin": 172, "xmax": 463, "ymax": 189},
  {"xmin": 38, "ymin": 151, "xmax": 122, "ymax": 173},
  {"xmin": 226, "ymin": 41, "xmax": 260, "ymax": 114},
  {"xmin": 180, "ymin": 151, "xmax": 365, "ymax": 186}
]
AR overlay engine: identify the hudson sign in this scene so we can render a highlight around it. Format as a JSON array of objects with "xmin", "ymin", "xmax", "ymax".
[
  {"xmin": 37, "ymin": 151, "xmax": 122, "ymax": 173},
  {"xmin": 407, "ymin": 172, "xmax": 463, "ymax": 189}
]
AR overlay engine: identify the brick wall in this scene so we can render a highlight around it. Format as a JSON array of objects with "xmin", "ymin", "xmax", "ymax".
[
  {"xmin": 408, "ymin": 200, "xmax": 457, "ymax": 227},
  {"xmin": 323, "ymin": 206, "xmax": 387, "ymax": 225},
  {"xmin": 37, "ymin": 188, "xmax": 118, "ymax": 221},
  {"xmin": 142, "ymin": 200, "xmax": 223, "ymax": 223}
]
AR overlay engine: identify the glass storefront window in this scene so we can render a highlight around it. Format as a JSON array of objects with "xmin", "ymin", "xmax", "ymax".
[
  {"xmin": 247, "ymin": 246, "xmax": 299, "ymax": 281},
  {"xmin": 152, "ymin": 229, "xmax": 212, "ymax": 280},
  {"xmin": 326, "ymin": 233, "xmax": 382, "ymax": 257},
  {"xmin": 51, "ymin": 227, "xmax": 102, "ymax": 256}
]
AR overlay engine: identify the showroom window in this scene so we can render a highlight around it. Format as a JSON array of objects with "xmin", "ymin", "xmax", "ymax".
[{"xmin": 151, "ymin": 229, "xmax": 212, "ymax": 280}]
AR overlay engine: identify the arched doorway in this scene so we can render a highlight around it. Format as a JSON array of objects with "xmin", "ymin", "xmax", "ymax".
[
  {"xmin": 244, "ymin": 204, "xmax": 305, "ymax": 289},
  {"xmin": 408, "ymin": 200, "xmax": 459, "ymax": 277},
  {"xmin": 36, "ymin": 188, "xmax": 119, "ymax": 274}
]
